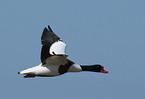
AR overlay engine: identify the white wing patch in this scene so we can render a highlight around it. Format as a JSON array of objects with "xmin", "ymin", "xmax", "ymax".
[{"xmin": 50, "ymin": 41, "xmax": 66, "ymax": 55}]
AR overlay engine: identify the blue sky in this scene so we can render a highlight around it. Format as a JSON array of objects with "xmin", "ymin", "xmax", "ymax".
[{"xmin": 0, "ymin": 0, "xmax": 145, "ymax": 99}]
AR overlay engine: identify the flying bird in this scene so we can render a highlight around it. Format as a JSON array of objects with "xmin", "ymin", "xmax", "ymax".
[{"xmin": 18, "ymin": 25, "xmax": 108, "ymax": 78}]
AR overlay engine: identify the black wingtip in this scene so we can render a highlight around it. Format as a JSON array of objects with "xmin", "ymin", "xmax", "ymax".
[
  {"xmin": 44, "ymin": 27, "xmax": 48, "ymax": 31},
  {"xmin": 48, "ymin": 25, "xmax": 53, "ymax": 32}
]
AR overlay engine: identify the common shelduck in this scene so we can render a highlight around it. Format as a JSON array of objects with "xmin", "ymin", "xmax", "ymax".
[{"xmin": 18, "ymin": 25, "xmax": 108, "ymax": 78}]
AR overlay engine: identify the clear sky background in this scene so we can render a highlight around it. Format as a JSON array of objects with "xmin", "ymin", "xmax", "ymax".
[{"xmin": 0, "ymin": 0, "xmax": 145, "ymax": 99}]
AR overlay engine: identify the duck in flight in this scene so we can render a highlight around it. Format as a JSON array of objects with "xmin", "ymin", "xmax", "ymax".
[{"xmin": 18, "ymin": 25, "xmax": 108, "ymax": 78}]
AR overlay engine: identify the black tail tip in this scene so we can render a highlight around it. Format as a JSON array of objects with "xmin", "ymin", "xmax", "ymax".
[{"xmin": 18, "ymin": 72, "xmax": 20, "ymax": 74}]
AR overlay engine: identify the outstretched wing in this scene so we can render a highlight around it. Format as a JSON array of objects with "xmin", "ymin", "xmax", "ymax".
[
  {"xmin": 41, "ymin": 25, "xmax": 67, "ymax": 65},
  {"xmin": 41, "ymin": 25, "xmax": 60, "ymax": 45}
]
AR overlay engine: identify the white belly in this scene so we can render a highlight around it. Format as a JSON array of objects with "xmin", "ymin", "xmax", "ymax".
[
  {"xmin": 35, "ymin": 65, "xmax": 60, "ymax": 76},
  {"xmin": 20, "ymin": 64, "xmax": 60, "ymax": 76},
  {"xmin": 19, "ymin": 63, "xmax": 82, "ymax": 77}
]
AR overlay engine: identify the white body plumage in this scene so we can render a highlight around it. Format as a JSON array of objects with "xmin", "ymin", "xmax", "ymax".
[
  {"xmin": 18, "ymin": 25, "xmax": 108, "ymax": 78},
  {"xmin": 19, "ymin": 63, "xmax": 82, "ymax": 77}
]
